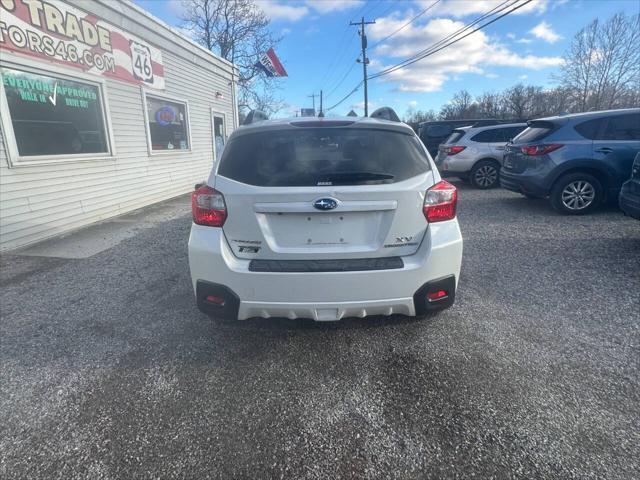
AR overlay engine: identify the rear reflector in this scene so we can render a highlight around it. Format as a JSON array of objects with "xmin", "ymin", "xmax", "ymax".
[
  {"xmin": 427, "ymin": 290, "xmax": 448, "ymax": 302},
  {"xmin": 445, "ymin": 146, "xmax": 466, "ymax": 156},
  {"xmin": 205, "ymin": 295, "xmax": 226, "ymax": 306},
  {"xmin": 192, "ymin": 185, "xmax": 227, "ymax": 227},
  {"xmin": 423, "ymin": 180, "xmax": 457, "ymax": 222}
]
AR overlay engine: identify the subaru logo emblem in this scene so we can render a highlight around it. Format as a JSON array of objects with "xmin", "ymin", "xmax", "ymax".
[{"xmin": 313, "ymin": 198, "xmax": 338, "ymax": 211}]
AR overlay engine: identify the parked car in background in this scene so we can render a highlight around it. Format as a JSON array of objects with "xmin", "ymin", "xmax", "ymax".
[
  {"xmin": 189, "ymin": 109, "xmax": 463, "ymax": 322},
  {"xmin": 418, "ymin": 119, "xmax": 523, "ymax": 157},
  {"xmin": 501, "ymin": 108, "xmax": 640, "ymax": 214},
  {"xmin": 435, "ymin": 123, "xmax": 527, "ymax": 189},
  {"xmin": 619, "ymin": 152, "xmax": 640, "ymax": 220}
]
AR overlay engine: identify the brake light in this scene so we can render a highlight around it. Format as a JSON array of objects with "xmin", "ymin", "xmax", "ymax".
[
  {"xmin": 445, "ymin": 146, "xmax": 466, "ymax": 156},
  {"xmin": 192, "ymin": 185, "xmax": 227, "ymax": 227},
  {"xmin": 520, "ymin": 144, "xmax": 563, "ymax": 156},
  {"xmin": 423, "ymin": 180, "xmax": 457, "ymax": 222}
]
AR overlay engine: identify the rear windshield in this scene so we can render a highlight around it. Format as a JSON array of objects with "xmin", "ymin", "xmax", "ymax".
[
  {"xmin": 513, "ymin": 121, "xmax": 556, "ymax": 143},
  {"xmin": 444, "ymin": 130, "xmax": 466, "ymax": 144},
  {"xmin": 217, "ymin": 128, "xmax": 430, "ymax": 187}
]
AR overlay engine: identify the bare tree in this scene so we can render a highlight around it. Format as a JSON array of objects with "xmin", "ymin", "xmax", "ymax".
[
  {"xmin": 181, "ymin": 0, "xmax": 284, "ymax": 115},
  {"xmin": 476, "ymin": 92, "xmax": 505, "ymax": 118},
  {"xmin": 440, "ymin": 90, "xmax": 479, "ymax": 119},
  {"xmin": 559, "ymin": 12, "xmax": 640, "ymax": 111},
  {"xmin": 403, "ymin": 108, "xmax": 437, "ymax": 131}
]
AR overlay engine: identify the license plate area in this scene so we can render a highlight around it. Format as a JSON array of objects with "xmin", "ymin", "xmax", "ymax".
[{"xmin": 261, "ymin": 211, "xmax": 384, "ymax": 249}]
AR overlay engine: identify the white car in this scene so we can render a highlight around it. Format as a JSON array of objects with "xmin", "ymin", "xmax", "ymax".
[
  {"xmin": 435, "ymin": 123, "xmax": 527, "ymax": 188},
  {"xmin": 188, "ymin": 109, "xmax": 463, "ymax": 321}
]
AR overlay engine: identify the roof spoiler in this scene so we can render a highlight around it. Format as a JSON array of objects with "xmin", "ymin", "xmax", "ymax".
[
  {"xmin": 243, "ymin": 110, "xmax": 268, "ymax": 125},
  {"xmin": 370, "ymin": 107, "xmax": 401, "ymax": 122}
]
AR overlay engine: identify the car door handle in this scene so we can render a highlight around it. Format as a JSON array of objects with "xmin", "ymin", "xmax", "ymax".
[{"xmin": 595, "ymin": 147, "xmax": 613, "ymax": 153}]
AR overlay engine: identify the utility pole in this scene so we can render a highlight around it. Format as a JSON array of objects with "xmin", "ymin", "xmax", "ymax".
[
  {"xmin": 308, "ymin": 92, "xmax": 318, "ymax": 115},
  {"xmin": 350, "ymin": 16, "xmax": 375, "ymax": 116},
  {"xmin": 319, "ymin": 90, "xmax": 323, "ymax": 116}
]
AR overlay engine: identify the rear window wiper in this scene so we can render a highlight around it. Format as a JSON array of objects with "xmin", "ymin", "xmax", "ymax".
[{"xmin": 316, "ymin": 172, "xmax": 395, "ymax": 185}]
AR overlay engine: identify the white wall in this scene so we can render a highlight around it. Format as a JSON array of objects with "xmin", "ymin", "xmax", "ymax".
[{"xmin": 0, "ymin": 0, "xmax": 237, "ymax": 251}]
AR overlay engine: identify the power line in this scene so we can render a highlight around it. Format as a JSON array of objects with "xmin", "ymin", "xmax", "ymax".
[
  {"xmin": 325, "ymin": 60, "xmax": 358, "ymax": 100},
  {"xmin": 369, "ymin": 0, "xmax": 442, "ymax": 50},
  {"xmin": 370, "ymin": 0, "xmax": 527, "ymax": 79},
  {"xmin": 370, "ymin": 0, "xmax": 514, "ymax": 78},
  {"xmin": 316, "ymin": 24, "xmax": 353, "ymax": 90},
  {"xmin": 327, "ymin": 0, "xmax": 530, "ymax": 114},
  {"xmin": 326, "ymin": 80, "xmax": 364, "ymax": 112}
]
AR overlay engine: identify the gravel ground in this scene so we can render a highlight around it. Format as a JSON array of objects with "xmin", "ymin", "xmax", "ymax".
[{"xmin": 1, "ymin": 183, "xmax": 639, "ymax": 479}]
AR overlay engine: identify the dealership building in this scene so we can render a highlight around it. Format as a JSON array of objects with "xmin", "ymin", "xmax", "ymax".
[{"xmin": 0, "ymin": 0, "xmax": 238, "ymax": 251}]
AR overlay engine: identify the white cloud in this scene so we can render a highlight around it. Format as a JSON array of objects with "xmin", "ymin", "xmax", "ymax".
[
  {"xmin": 516, "ymin": 37, "xmax": 533, "ymax": 44},
  {"xmin": 506, "ymin": 33, "xmax": 516, "ymax": 40},
  {"xmin": 408, "ymin": 100, "xmax": 418, "ymax": 107},
  {"xmin": 518, "ymin": 74, "xmax": 528, "ymax": 80},
  {"xmin": 485, "ymin": 72, "xmax": 499, "ymax": 79},
  {"xmin": 305, "ymin": 25, "xmax": 320, "ymax": 36},
  {"xmin": 257, "ymin": 0, "xmax": 361, "ymax": 22},
  {"xmin": 281, "ymin": 27, "xmax": 292, "ymax": 35},
  {"xmin": 258, "ymin": 1, "xmax": 309, "ymax": 22},
  {"xmin": 417, "ymin": 0, "xmax": 551, "ymax": 17},
  {"xmin": 306, "ymin": 0, "xmax": 364, "ymax": 13},
  {"xmin": 368, "ymin": 17, "xmax": 563, "ymax": 92},
  {"xmin": 350, "ymin": 101, "xmax": 375, "ymax": 111},
  {"xmin": 530, "ymin": 21, "xmax": 562, "ymax": 43}
]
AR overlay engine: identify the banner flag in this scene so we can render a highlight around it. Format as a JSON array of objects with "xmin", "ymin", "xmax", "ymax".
[{"xmin": 256, "ymin": 48, "xmax": 288, "ymax": 77}]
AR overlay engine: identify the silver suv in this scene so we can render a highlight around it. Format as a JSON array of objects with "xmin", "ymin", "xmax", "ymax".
[{"xmin": 435, "ymin": 123, "xmax": 527, "ymax": 189}]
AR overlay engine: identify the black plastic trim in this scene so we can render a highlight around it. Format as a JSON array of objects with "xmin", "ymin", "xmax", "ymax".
[
  {"xmin": 413, "ymin": 275, "xmax": 456, "ymax": 315},
  {"xmin": 196, "ymin": 281, "xmax": 240, "ymax": 319},
  {"xmin": 249, "ymin": 257, "xmax": 404, "ymax": 273}
]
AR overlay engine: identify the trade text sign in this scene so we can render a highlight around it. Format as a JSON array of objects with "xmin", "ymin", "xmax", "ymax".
[{"xmin": 0, "ymin": 0, "xmax": 165, "ymax": 89}]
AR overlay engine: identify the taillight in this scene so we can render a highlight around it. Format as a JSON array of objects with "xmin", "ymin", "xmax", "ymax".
[
  {"xmin": 445, "ymin": 146, "xmax": 466, "ymax": 156},
  {"xmin": 423, "ymin": 180, "xmax": 457, "ymax": 222},
  {"xmin": 520, "ymin": 144, "xmax": 563, "ymax": 156},
  {"xmin": 192, "ymin": 185, "xmax": 227, "ymax": 227}
]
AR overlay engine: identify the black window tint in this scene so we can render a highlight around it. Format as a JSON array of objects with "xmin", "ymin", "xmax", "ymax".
[
  {"xmin": 471, "ymin": 129, "xmax": 503, "ymax": 143},
  {"xmin": 444, "ymin": 130, "xmax": 466, "ymax": 143},
  {"xmin": 503, "ymin": 126, "xmax": 526, "ymax": 142},
  {"xmin": 2, "ymin": 68, "xmax": 109, "ymax": 157},
  {"xmin": 601, "ymin": 114, "xmax": 640, "ymax": 140},
  {"xmin": 425, "ymin": 124, "xmax": 453, "ymax": 137},
  {"xmin": 218, "ymin": 128, "xmax": 430, "ymax": 187},
  {"xmin": 146, "ymin": 96, "xmax": 190, "ymax": 151},
  {"xmin": 514, "ymin": 121, "xmax": 556, "ymax": 143},
  {"xmin": 574, "ymin": 118, "xmax": 605, "ymax": 139}
]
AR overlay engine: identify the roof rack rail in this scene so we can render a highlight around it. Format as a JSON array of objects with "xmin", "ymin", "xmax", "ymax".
[
  {"xmin": 243, "ymin": 110, "xmax": 268, "ymax": 125},
  {"xmin": 370, "ymin": 107, "xmax": 400, "ymax": 122}
]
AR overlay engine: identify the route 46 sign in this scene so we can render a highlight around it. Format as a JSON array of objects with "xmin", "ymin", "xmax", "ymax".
[{"xmin": 130, "ymin": 40, "xmax": 154, "ymax": 83}]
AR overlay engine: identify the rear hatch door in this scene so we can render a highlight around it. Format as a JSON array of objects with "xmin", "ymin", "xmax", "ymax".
[{"xmin": 215, "ymin": 124, "xmax": 434, "ymax": 260}]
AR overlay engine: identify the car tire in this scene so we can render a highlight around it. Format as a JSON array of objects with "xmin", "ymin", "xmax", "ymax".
[
  {"xmin": 470, "ymin": 160, "xmax": 500, "ymax": 189},
  {"xmin": 550, "ymin": 173, "xmax": 603, "ymax": 215}
]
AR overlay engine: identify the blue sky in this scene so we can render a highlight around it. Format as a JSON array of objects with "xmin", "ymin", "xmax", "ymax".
[{"xmin": 133, "ymin": 0, "xmax": 639, "ymax": 117}]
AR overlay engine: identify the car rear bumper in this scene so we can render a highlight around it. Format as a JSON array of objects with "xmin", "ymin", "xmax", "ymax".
[
  {"xmin": 188, "ymin": 221, "xmax": 463, "ymax": 321},
  {"xmin": 500, "ymin": 170, "xmax": 549, "ymax": 197}
]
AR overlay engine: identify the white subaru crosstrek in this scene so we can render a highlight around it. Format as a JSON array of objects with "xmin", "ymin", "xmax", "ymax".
[{"xmin": 188, "ymin": 109, "xmax": 463, "ymax": 321}]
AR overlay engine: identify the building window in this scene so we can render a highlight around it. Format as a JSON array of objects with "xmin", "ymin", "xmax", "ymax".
[
  {"xmin": 145, "ymin": 95, "xmax": 190, "ymax": 151},
  {"xmin": 212, "ymin": 112, "xmax": 226, "ymax": 161},
  {"xmin": 1, "ymin": 68, "xmax": 110, "ymax": 158}
]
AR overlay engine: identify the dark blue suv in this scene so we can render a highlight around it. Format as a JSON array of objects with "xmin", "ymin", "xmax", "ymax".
[{"xmin": 501, "ymin": 109, "xmax": 640, "ymax": 214}]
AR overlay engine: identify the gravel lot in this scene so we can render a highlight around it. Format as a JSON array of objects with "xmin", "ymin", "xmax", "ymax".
[{"xmin": 1, "ymin": 182, "xmax": 639, "ymax": 479}]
